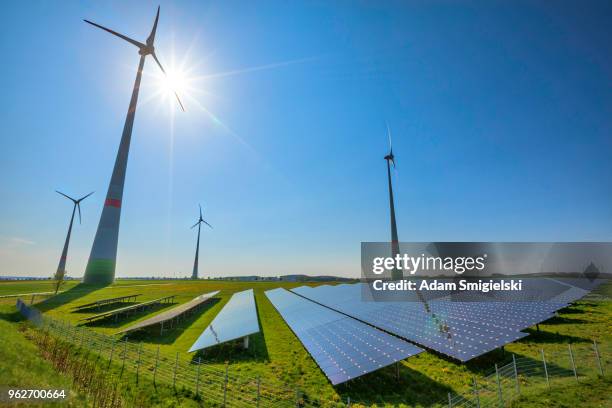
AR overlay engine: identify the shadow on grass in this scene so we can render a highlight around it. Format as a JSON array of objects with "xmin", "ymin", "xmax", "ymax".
[
  {"xmin": 34, "ymin": 283, "xmax": 107, "ymax": 313},
  {"xmin": 332, "ymin": 362, "xmax": 453, "ymax": 407},
  {"xmin": 544, "ymin": 315, "xmax": 590, "ymax": 325},
  {"xmin": 0, "ymin": 308, "xmax": 24, "ymax": 323},
  {"xmin": 190, "ymin": 329, "xmax": 270, "ymax": 364},
  {"xmin": 520, "ymin": 328, "xmax": 591, "ymax": 344},
  {"xmin": 122, "ymin": 298, "xmax": 221, "ymax": 345},
  {"xmin": 71, "ymin": 302, "xmax": 141, "ymax": 314},
  {"xmin": 558, "ymin": 305, "xmax": 598, "ymax": 314},
  {"xmin": 81, "ymin": 302, "xmax": 176, "ymax": 329}
]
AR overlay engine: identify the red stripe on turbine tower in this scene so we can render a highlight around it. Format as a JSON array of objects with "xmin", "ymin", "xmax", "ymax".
[{"xmin": 104, "ymin": 198, "xmax": 122, "ymax": 208}]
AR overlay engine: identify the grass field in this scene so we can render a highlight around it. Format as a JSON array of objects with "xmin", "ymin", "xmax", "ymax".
[
  {"xmin": 0, "ymin": 307, "xmax": 87, "ymax": 407},
  {"xmin": 0, "ymin": 279, "xmax": 610, "ymax": 407}
]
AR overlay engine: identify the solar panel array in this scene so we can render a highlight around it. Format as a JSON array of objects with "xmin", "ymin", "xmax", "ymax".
[
  {"xmin": 291, "ymin": 279, "xmax": 601, "ymax": 362},
  {"xmin": 265, "ymin": 288, "xmax": 423, "ymax": 385},
  {"xmin": 189, "ymin": 289, "xmax": 260, "ymax": 352},
  {"xmin": 117, "ymin": 291, "xmax": 219, "ymax": 335}
]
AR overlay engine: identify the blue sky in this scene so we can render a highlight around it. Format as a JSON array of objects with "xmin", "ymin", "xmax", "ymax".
[{"xmin": 1, "ymin": 1, "xmax": 611, "ymax": 278}]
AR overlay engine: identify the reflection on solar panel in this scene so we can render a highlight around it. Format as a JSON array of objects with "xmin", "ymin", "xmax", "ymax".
[
  {"xmin": 189, "ymin": 289, "xmax": 259, "ymax": 352},
  {"xmin": 291, "ymin": 285, "xmax": 524, "ymax": 362},
  {"xmin": 265, "ymin": 288, "xmax": 423, "ymax": 385},
  {"xmin": 116, "ymin": 291, "xmax": 219, "ymax": 335},
  {"xmin": 291, "ymin": 279, "xmax": 602, "ymax": 361}
]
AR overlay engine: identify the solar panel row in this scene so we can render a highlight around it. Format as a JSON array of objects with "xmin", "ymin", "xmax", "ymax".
[
  {"xmin": 265, "ymin": 288, "xmax": 423, "ymax": 385},
  {"xmin": 189, "ymin": 289, "xmax": 260, "ymax": 352},
  {"xmin": 117, "ymin": 291, "xmax": 219, "ymax": 335},
  {"xmin": 291, "ymin": 279, "xmax": 600, "ymax": 362}
]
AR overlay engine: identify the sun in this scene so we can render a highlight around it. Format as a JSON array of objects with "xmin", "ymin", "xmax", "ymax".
[{"xmin": 158, "ymin": 68, "xmax": 189, "ymax": 99}]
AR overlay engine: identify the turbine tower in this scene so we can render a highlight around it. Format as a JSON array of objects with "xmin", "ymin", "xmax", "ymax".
[
  {"xmin": 191, "ymin": 205, "xmax": 212, "ymax": 279},
  {"xmin": 384, "ymin": 125, "xmax": 403, "ymax": 281},
  {"xmin": 54, "ymin": 191, "xmax": 94, "ymax": 289},
  {"xmin": 83, "ymin": 7, "xmax": 183, "ymax": 285}
]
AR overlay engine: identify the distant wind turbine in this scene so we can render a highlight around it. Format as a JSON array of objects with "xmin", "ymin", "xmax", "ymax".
[
  {"xmin": 54, "ymin": 191, "xmax": 94, "ymax": 292},
  {"xmin": 83, "ymin": 6, "xmax": 184, "ymax": 285},
  {"xmin": 384, "ymin": 124, "xmax": 402, "ymax": 281},
  {"xmin": 191, "ymin": 205, "xmax": 212, "ymax": 279}
]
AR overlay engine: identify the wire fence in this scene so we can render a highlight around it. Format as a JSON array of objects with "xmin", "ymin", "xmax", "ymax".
[
  {"xmin": 16, "ymin": 299, "xmax": 611, "ymax": 408},
  {"xmin": 17, "ymin": 299, "xmax": 307, "ymax": 407},
  {"xmin": 442, "ymin": 339, "xmax": 610, "ymax": 408}
]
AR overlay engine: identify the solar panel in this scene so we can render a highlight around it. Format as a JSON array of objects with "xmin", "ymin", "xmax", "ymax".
[
  {"xmin": 79, "ymin": 295, "xmax": 176, "ymax": 323},
  {"xmin": 189, "ymin": 289, "xmax": 260, "ymax": 352},
  {"xmin": 291, "ymin": 284, "xmax": 528, "ymax": 361},
  {"xmin": 292, "ymin": 279, "xmax": 604, "ymax": 361},
  {"xmin": 116, "ymin": 291, "xmax": 219, "ymax": 335},
  {"xmin": 265, "ymin": 288, "xmax": 423, "ymax": 385}
]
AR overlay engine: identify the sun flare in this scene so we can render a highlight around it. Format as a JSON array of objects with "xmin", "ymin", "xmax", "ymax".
[{"xmin": 157, "ymin": 69, "xmax": 189, "ymax": 99}]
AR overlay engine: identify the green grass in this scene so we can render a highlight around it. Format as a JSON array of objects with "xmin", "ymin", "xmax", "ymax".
[
  {"xmin": 0, "ymin": 279, "xmax": 610, "ymax": 407},
  {"xmin": 509, "ymin": 375, "xmax": 612, "ymax": 407},
  {"xmin": 0, "ymin": 280, "xmax": 79, "ymax": 296},
  {"xmin": 0, "ymin": 306, "xmax": 87, "ymax": 406}
]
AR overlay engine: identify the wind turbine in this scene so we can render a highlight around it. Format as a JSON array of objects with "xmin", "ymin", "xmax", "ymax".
[
  {"xmin": 384, "ymin": 124, "xmax": 402, "ymax": 281},
  {"xmin": 83, "ymin": 7, "xmax": 183, "ymax": 285},
  {"xmin": 54, "ymin": 191, "xmax": 94, "ymax": 293},
  {"xmin": 191, "ymin": 205, "xmax": 212, "ymax": 279}
]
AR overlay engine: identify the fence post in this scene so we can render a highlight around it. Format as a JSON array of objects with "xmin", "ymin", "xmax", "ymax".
[
  {"xmin": 593, "ymin": 340, "xmax": 604, "ymax": 376},
  {"xmin": 96, "ymin": 338, "xmax": 104, "ymax": 363},
  {"xmin": 153, "ymin": 346, "xmax": 160, "ymax": 386},
  {"xmin": 173, "ymin": 352, "xmax": 179, "ymax": 388},
  {"xmin": 256, "ymin": 376, "xmax": 261, "ymax": 408},
  {"xmin": 80, "ymin": 326, "xmax": 86, "ymax": 348},
  {"xmin": 136, "ymin": 343, "xmax": 142, "ymax": 384},
  {"xmin": 495, "ymin": 363, "xmax": 504, "ymax": 407},
  {"xmin": 121, "ymin": 337, "xmax": 128, "ymax": 377},
  {"xmin": 472, "ymin": 378, "xmax": 480, "ymax": 408},
  {"xmin": 568, "ymin": 343, "xmax": 578, "ymax": 382},
  {"xmin": 195, "ymin": 357, "xmax": 201, "ymax": 396},
  {"xmin": 347, "ymin": 396, "xmax": 351, "ymax": 407},
  {"xmin": 448, "ymin": 392, "xmax": 452, "ymax": 408},
  {"xmin": 108, "ymin": 339, "xmax": 115, "ymax": 368},
  {"xmin": 223, "ymin": 363, "xmax": 228, "ymax": 407},
  {"xmin": 541, "ymin": 349, "xmax": 550, "ymax": 388},
  {"xmin": 513, "ymin": 354, "xmax": 520, "ymax": 395},
  {"xmin": 295, "ymin": 386, "xmax": 300, "ymax": 407}
]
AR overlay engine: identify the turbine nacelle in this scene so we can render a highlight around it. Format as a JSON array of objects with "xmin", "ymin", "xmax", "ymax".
[
  {"xmin": 191, "ymin": 204, "xmax": 213, "ymax": 229},
  {"xmin": 384, "ymin": 152, "xmax": 395, "ymax": 166},
  {"xmin": 139, "ymin": 45, "xmax": 155, "ymax": 56},
  {"xmin": 56, "ymin": 190, "xmax": 94, "ymax": 224}
]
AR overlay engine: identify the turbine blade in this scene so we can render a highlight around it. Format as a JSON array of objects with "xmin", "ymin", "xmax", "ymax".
[
  {"xmin": 78, "ymin": 191, "xmax": 95, "ymax": 202},
  {"xmin": 199, "ymin": 204, "xmax": 202, "ymax": 219},
  {"xmin": 152, "ymin": 52, "xmax": 186, "ymax": 112},
  {"xmin": 56, "ymin": 190, "xmax": 77, "ymax": 203},
  {"xmin": 386, "ymin": 122, "xmax": 392, "ymax": 151},
  {"xmin": 77, "ymin": 203, "xmax": 82, "ymax": 224},
  {"xmin": 191, "ymin": 221, "xmax": 200, "ymax": 229},
  {"xmin": 83, "ymin": 19, "xmax": 145, "ymax": 49},
  {"xmin": 203, "ymin": 220, "xmax": 213, "ymax": 229},
  {"xmin": 146, "ymin": 6, "xmax": 160, "ymax": 45}
]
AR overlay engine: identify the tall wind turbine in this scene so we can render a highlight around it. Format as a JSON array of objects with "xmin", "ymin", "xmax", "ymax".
[
  {"xmin": 384, "ymin": 124, "xmax": 403, "ymax": 281},
  {"xmin": 191, "ymin": 205, "xmax": 212, "ymax": 279},
  {"xmin": 54, "ymin": 191, "xmax": 94, "ymax": 292},
  {"xmin": 83, "ymin": 7, "xmax": 183, "ymax": 285}
]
